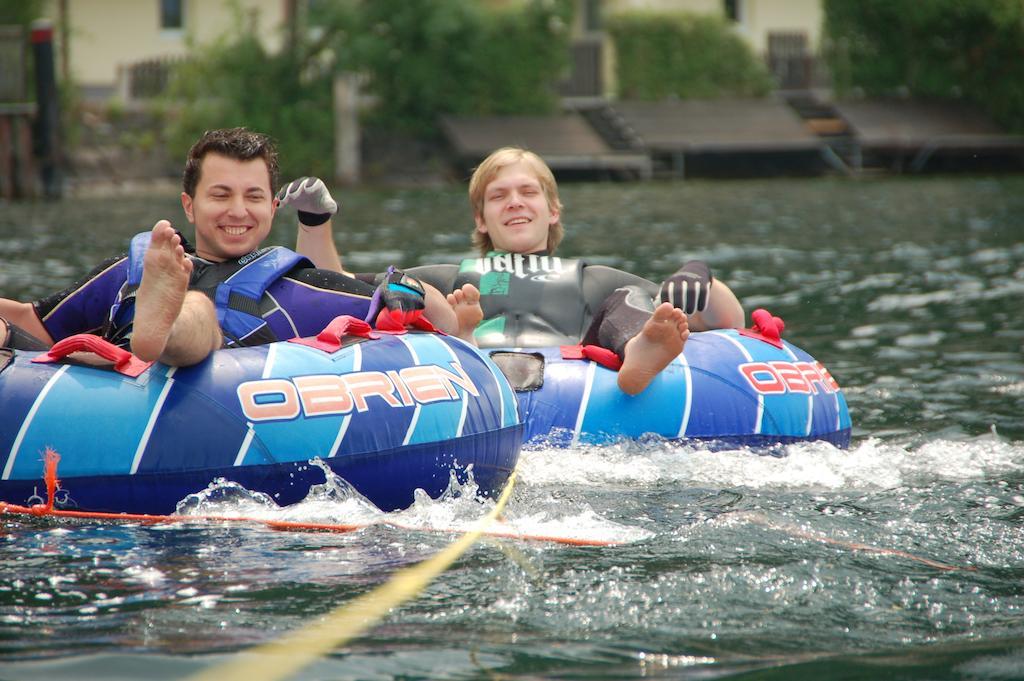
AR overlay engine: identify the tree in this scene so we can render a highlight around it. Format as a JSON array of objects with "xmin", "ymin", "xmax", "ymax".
[
  {"xmin": 607, "ymin": 11, "xmax": 774, "ymax": 100},
  {"xmin": 163, "ymin": 0, "xmax": 574, "ymax": 177},
  {"xmin": 824, "ymin": 0, "xmax": 1024, "ymax": 132}
]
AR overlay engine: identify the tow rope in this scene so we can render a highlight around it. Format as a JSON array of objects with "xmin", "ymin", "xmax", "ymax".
[
  {"xmin": 184, "ymin": 468, "xmax": 520, "ymax": 681},
  {"xmin": 0, "ymin": 449, "xmax": 618, "ymax": 680}
]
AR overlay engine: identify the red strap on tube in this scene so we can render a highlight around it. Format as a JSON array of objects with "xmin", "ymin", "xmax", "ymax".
[
  {"xmin": 560, "ymin": 344, "xmax": 623, "ymax": 371},
  {"xmin": 289, "ymin": 315, "xmax": 380, "ymax": 352},
  {"xmin": 373, "ymin": 308, "xmax": 440, "ymax": 334},
  {"xmin": 31, "ymin": 334, "xmax": 153, "ymax": 377},
  {"xmin": 738, "ymin": 308, "xmax": 786, "ymax": 348}
]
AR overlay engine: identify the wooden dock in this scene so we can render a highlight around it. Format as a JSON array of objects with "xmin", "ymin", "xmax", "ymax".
[
  {"xmin": 440, "ymin": 99, "xmax": 835, "ymax": 179},
  {"xmin": 0, "ymin": 104, "xmax": 36, "ymax": 199},
  {"xmin": 832, "ymin": 99, "xmax": 1024, "ymax": 173},
  {"xmin": 606, "ymin": 98, "xmax": 833, "ymax": 178},
  {"xmin": 440, "ymin": 112, "xmax": 652, "ymax": 180},
  {"xmin": 440, "ymin": 96, "xmax": 1024, "ymax": 180}
]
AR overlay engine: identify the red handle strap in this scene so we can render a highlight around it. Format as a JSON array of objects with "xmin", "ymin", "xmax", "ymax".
[
  {"xmin": 289, "ymin": 315, "xmax": 379, "ymax": 352},
  {"xmin": 560, "ymin": 344, "xmax": 623, "ymax": 371},
  {"xmin": 373, "ymin": 308, "xmax": 440, "ymax": 334},
  {"xmin": 738, "ymin": 308, "xmax": 786, "ymax": 348},
  {"xmin": 31, "ymin": 333, "xmax": 153, "ymax": 377}
]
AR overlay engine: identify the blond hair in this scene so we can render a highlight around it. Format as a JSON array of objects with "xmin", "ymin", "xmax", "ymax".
[{"xmin": 468, "ymin": 147, "xmax": 564, "ymax": 255}]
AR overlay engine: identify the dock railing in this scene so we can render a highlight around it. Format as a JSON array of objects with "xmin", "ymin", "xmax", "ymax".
[{"xmin": 0, "ymin": 25, "xmax": 37, "ymax": 199}]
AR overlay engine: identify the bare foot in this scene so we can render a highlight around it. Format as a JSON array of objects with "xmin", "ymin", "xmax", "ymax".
[
  {"xmin": 617, "ymin": 302, "xmax": 689, "ymax": 396},
  {"xmin": 446, "ymin": 283, "xmax": 483, "ymax": 344},
  {"xmin": 131, "ymin": 220, "xmax": 193, "ymax": 362}
]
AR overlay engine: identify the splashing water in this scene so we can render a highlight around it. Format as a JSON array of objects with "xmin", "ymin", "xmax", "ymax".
[
  {"xmin": 519, "ymin": 432, "xmax": 1024, "ymax": 492},
  {"xmin": 172, "ymin": 458, "xmax": 648, "ymax": 547}
]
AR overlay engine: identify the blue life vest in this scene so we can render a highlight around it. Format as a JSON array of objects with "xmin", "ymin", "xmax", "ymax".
[{"xmin": 109, "ymin": 231, "xmax": 311, "ymax": 348}]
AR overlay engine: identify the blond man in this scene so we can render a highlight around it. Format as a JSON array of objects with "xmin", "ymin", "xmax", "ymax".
[{"xmin": 403, "ymin": 147, "xmax": 745, "ymax": 394}]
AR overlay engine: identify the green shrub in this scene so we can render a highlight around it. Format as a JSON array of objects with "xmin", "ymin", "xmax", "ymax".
[
  {"xmin": 163, "ymin": 33, "xmax": 334, "ymax": 182},
  {"xmin": 607, "ymin": 11, "xmax": 774, "ymax": 100},
  {"xmin": 824, "ymin": 0, "xmax": 1024, "ymax": 132},
  {"xmin": 469, "ymin": 1, "xmax": 573, "ymax": 116},
  {"xmin": 330, "ymin": 0, "xmax": 572, "ymax": 134},
  {"xmin": 0, "ymin": 1, "xmax": 44, "ymax": 25}
]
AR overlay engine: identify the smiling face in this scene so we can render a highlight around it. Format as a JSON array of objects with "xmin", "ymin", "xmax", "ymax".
[
  {"xmin": 474, "ymin": 160, "xmax": 561, "ymax": 255},
  {"xmin": 181, "ymin": 152, "xmax": 277, "ymax": 262}
]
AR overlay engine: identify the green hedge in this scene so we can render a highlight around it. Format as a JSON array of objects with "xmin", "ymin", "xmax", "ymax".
[
  {"xmin": 825, "ymin": 0, "xmax": 1024, "ymax": 132},
  {"xmin": 0, "ymin": 1, "xmax": 44, "ymax": 25},
  {"xmin": 607, "ymin": 11, "xmax": 774, "ymax": 100},
  {"xmin": 164, "ymin": 34, "xmax": 334, "ymax": 182},
  {"xmin": 330, "ymin": 0, "xmax": 572, "ymax": 132}
]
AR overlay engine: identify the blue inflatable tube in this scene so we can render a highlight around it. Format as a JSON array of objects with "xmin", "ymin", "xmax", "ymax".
[
  {"xmin": 494, "ymin": 329, "xmax": 851, "ymax": 449},
  {"xmin": 0, "ymin": 331, "xmax": 522, "ymax": 515}
]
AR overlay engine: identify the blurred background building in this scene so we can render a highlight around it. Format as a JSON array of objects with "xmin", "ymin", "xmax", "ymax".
[
  {"xmin": 43, "ymin": 0, "xmax": 825, "ymax": 104},
  {"xmin": 0, "ymin": 0, "xmax": 1018, "ymax": 195}
]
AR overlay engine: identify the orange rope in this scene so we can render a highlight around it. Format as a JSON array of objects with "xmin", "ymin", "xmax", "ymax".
[
  {"xmin": 0, "ymin": 448, "xmax": 619, "ymax": 547},
  {"xmin": 737, "ymin": 512, "xmax": 976, "ymax": 572}
]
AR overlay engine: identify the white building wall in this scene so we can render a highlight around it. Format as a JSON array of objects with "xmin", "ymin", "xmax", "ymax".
[
  {"xmin": 606, "ymin": 0, "xmax": 721, "ymax": 14},
  {"xmin": 605, "ymin": 0, "xmax": 823, "ymax": 54},
  {"xmin": 47, "ymin": 0, "xmax": 824, "ymax": 97},
  {"xmin": 741, "ymin": 0, "xmax": 823, "ymax": 54},
  {"xmin": 43, "ymin": 0, "xmax": 285, "ymax": 92}
]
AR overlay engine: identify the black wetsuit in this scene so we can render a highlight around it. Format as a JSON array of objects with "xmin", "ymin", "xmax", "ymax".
[
  {"xmin": 4, "ymin": 249, "xmax": 375, "ymax": 352},
  {"xmin": 408, "ymin": 253, "xmax": 657, "ymax": 357}
]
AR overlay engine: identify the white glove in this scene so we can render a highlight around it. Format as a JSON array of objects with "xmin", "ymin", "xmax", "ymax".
[{"xmin": 275, "ymin": 177, "xmax": 338, "ymax": 226}]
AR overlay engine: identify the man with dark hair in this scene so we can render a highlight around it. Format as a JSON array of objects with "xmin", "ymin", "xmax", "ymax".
[
  {"xmin": 181, "ymin": 127, "xmax": 279, "ymax": 198},
  {"xmin": 0, "ymin": 128, "xmax": 456, "ymax": 365}
]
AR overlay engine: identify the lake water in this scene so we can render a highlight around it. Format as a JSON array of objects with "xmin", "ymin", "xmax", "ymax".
[{"xmin": 1, "ymin": 175, "xmax": 1023, "ymax": 680}]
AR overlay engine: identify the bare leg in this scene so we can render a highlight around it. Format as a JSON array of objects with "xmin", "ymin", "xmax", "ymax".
[
  {"xmin": 0, "ymin": 300, "xmax": 53, "ymax": 347},
  {"xmin": 446, "ymin": 283, "xmax": 483, "ymax": 344},
  {"xmin": 421, "ymin": 283, "xmax": 459, "ymax": 336},
  {"xmin": 131, "ymin": 220, "xmax": 221, "ymax": 366},
  {"xmin": 157, "ymin": 291, "xmax": 223, "ymax": 366},
  {"xmin": 617, "ymin": 302, "xmax": 689, "ymax": 396},
  {"xmin": 0, "ymin": 317, "xmax": 50, "ymax": 351}
]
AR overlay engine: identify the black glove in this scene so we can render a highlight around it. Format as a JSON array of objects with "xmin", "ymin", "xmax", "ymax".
[
  {"xmin": 659, "ymin": 260, "xmax": 713, "ymax": 315},
  {"xmin": 275, "ymin": 177, "xmax": 338, "ymax": 226},
  {"xmin": 366, "ymin": 267, "xmax": 426, "ymax": 329}
]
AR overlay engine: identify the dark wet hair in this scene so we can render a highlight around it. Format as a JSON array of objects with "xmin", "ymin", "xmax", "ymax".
[{"xmin": 181, "ymin": 127, "xmax": 279, "ymax": 197}]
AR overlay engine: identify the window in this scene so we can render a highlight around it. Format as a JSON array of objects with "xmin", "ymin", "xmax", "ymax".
[
  {"xmin": 583, "ymin": 0, "xmax": 602, "ymax": 32},
  {"xmin": 724, "ymin": 0, "xmax": 742, "ymax": 23},
  {"xmin": 160, "ymin": 0, "xmax": 183, "ymax": 30}
]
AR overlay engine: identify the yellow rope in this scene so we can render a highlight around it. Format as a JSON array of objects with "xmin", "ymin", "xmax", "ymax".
[{"xmin": 185, "ymin": 470, "xmax": 518, "ymax": 681}]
